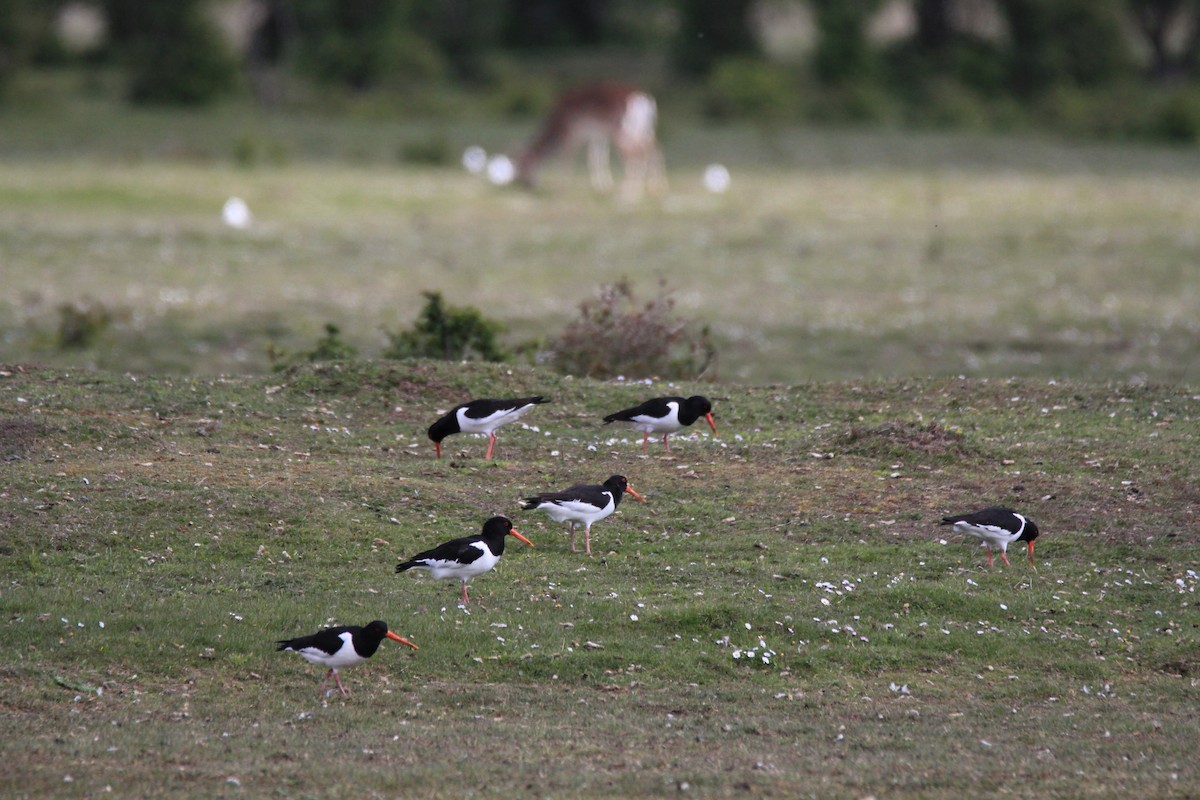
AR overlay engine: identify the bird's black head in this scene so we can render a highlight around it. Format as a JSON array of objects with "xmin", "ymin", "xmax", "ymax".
[
  {"xmin": 603, "ymin": 475, "xmax": 629, "ymax": 492},
  {"xmin": 481, "ymin": 515, "xmax": 534, "ymax": 548},
  {"xmin": 363, "ymin": 620, "xmax": 390, "ymax": 637},
  {"xmin": 427, "ymin": 414, "xmax": 455, "ymax": 444},
  {"xmin": 1020, "ymin": 518, "xmax": 1040, "ymax": 542},
  {"xmin": 483, "ymin": 516, "xmax": 514, "ymax": 535},
  {"xmin": 604, "ymin": 475, "xmax": 647, "ymax": 503},
  {"xmin": 685, "ymin": 396, "xmax": 713, "ymax": 415}
]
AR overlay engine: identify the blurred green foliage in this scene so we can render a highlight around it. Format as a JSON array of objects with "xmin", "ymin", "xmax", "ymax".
[
  {"xmin": 383, "ymin": 292, "xmax": 508, "ymax": 363},
  {"xmin": 6, "ymin": 1, "xmax": 1200, "ymax": 142}
]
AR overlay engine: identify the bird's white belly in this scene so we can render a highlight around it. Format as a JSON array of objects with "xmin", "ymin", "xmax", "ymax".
[
  {"xmin": 425, "ymin": 553, "xmax": 499, "ymax": 581},
  {"xmin": 630, "ymin": 413, "xmax": 683, "ymax": 434},
  {"xmin": 954, "ymin": 522, "xmax": 1013, "ymax": 549},
  {"xmin": 458, "ymin": 405, "xmax": 534, "ymax": 435},
  {"xmin": 541, "ymin": 498, "xmax": 613, "ymax": 524},
  {"xmin": 299, "ymin": 632, "xmax": 364, "ymax": 669}
]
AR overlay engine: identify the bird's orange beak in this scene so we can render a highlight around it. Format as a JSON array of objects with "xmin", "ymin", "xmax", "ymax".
[
  {"xmin": 386, "ymin": 631, "xmax": 419, "ymax": 650},
  {"xmin": 509, "ymin": 527, "xmax": 535, "ymax": 547},
  {"xmin": 434, "ymin": 442, "xmax": 442, "ymax": 459},
  {"xmin": 704, "ymin": 412, "xmax": 718, "ymax": 435},
  {"xmin": 625, "ymin": 485, "xmax": 647, "ymax": 503},
  {"xmin": 1026, "ymin": 540, "xmax": 1035, "ymax": 567}
]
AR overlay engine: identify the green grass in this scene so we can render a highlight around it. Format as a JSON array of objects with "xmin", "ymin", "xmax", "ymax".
[{"xmin": 1, "ymin": 361, "xmax": 1197, "ymax": 797}]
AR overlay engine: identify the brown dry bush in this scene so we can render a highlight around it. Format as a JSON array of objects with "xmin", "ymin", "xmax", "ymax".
[{"xmin": 548, "ymin": 280, "xmax": 716, "ymax": 380}]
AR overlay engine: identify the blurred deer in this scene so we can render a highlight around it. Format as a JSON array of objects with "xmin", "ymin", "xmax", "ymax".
[{"xmin": 516, "ymin": 84, "xmax": 667, "ymax": 201}]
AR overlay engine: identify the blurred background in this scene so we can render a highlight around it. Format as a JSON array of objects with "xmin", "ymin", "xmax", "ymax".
[{"xmin": 1, "ymin": 0, "xmax": 1198, "ymax": 384}]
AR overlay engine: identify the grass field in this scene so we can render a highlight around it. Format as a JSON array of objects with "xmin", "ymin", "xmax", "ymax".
[
  {"xmin": 1, "ymin": 360, "xmax": 1197, "ymax": 798},
  {"xmin": 0, "ymin": 97, "xmax": 1198, "ymax": 797},
  {"xmin": 1, "ymin": 102, "xmax": 1198, "ymax": 384}
]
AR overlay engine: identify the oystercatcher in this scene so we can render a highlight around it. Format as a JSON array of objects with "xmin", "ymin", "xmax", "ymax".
[
  {"xmin": 427, "ymin": 396, "xmax": 550, "ymax": 459},
  {"xmin": 940, "ymin": 507, "xmax": 1040, "ymax": 567},
  {"xmin": 276, "ymin": 620, "xmax": 418, "ymax": 697},
  {"xmin": 396, "ymin": 516, "xmax": 534, "ymax": 606},
  {"xmin": 520, "ymin": 474, "xmax": 646, "ymax": 556},
  {"xmin": 603, "ymin": 395, "xmax": 717, "ymax": 453}
]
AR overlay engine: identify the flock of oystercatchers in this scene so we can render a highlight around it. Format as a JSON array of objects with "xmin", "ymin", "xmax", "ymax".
[{"xmin": 278, "ymin": 392, "xmax": 1041, "ymax": 696}]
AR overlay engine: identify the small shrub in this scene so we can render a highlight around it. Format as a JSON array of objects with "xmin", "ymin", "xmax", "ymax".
[
  {"xmin": 548, "ymin": 280, "xmax": 716, "ymax": 380},
  {"xmin": 383, "ymin": 291, "xmax": 507, "ymax": 362},
  {"xmin": 703, "ymin": 58, "xmax": 801, "ymax": 122},
  {"xmin": 306, "ymin": 323, "xmax": 358, "ymax": 362},
  {"xmin": 267, "ymin": 322, "xmax": 357, "ymax": 371},
  {"xmin": 1148, "ymin": 90, "xmax": 1200, "ymax": 144},
  {"xmin": 397, "ymin": 133, "xmax": 452, "ymax": 166},
  {"xmin": 232, "ymin": 134, "xmax": 289, "ymax": 167},
  {"xmin": 57, "ymin": 298, "xmax": 114, "ymax": 350}
]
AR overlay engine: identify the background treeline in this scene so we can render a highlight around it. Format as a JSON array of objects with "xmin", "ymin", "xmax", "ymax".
[{"xmin": 6, "ymin": 0, "xmax": 1200, "ymax": 141}]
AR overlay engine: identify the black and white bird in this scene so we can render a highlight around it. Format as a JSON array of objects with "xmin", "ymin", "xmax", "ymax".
[
  {"xmin": 520, "ymin": 474, "xmax": 646, "ymax": 557},
  {"xmin": 427, "ymin": 396, "xmax": 550, "ymax": 459},
  {"xmin": 940, "ymin": 507, "xmax": 1040, "ymax": 567},
  {"xmin": 276, "ymin": 620, "xmax": 418, "ymax": 697},
  {"xmin": 603, "ymin": 395, "xmax": 717, "ymax": 453},
  {"xmin": 396, "ymin": 516, "xmax": 534, "ymax": 606}
]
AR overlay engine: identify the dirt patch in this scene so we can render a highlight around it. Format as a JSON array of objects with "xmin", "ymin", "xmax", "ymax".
[
  {"xmin": 836, "ymin": 420, "xmax": 968, "ymax": 455},
  {"xmin": 0, "ymin": 418, "xmax": 49, "ymax": 461}
]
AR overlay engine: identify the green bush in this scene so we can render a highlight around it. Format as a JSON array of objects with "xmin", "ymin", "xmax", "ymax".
[
  {"xmin": 267, "ymin": 322, "xmax": 358, "ymax": 371},
  {"xmin": 703, "ymin": 58, "xmax": 801, "ymax": 122},
  {"xmin": 1148, "ymin": 90, "xmax": 1200, "ymax": 144},
  {"xmin": 104, "ymin": 0, "xmax": 237, "ymax": 106},
  {"xmin": 397, "ymin": 133, "xmax": 452, "ymax": 165},
  {"xmin": 306, "ymin": 323, "xmax": 358, "ymax": 362},
  {"xmin": 383, "ymin": 292, "xmax": 507, "ymax": 362},
  {"xmin": 0, "ymin": 0, "xmax": 44, "ymax": 99}
]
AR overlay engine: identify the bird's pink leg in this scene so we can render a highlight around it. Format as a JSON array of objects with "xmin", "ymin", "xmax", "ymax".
[
  {"xmin": 318, "ymin": 669, "xmax": 334, "ymax": 695},
  {"xmin": 485, "ymin": 434, "xmax": 496, "ymax": 460},
  {"xmin": 333, "ymin": 670, "xmax": 349, "ymax": 697},
  {"xmin": 986, "ymin": 548, "xmax": 994, "ymax": 568},
  {"xmin": 584, "ymin": 525, "xmax": 593, "ymax": 557},
  {"xmin": 1000, "ymin": 551, "xmax": 1012, "ymax": 567},
  {"xmin": 568, "ymin": 522, "xmax": 578, "ymax": 553},
  {"xmin": 663, "ymin": 434, "xmax": 671, "ymax": 453},
  {"xmin": 641, "ymin": 433, "xmax": 649, "ymax": 454},
  {"xmin": 461, "ymin": 581, "xmax": 470, "ymax": 606}
]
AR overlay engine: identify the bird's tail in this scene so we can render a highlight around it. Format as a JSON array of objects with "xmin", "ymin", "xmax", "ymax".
[
  {"xmin": 519, "ymin": 497, "xmax": 543, "ymax": 510},
  {"xmin": 395, "ymin": 560, "xmax": 420, "ymax": 574},
  {"xmin": 939, "ymin": 516, "xmax": 962, "ymax": 526},
  {"xmin": 275, "ymin": 640, "xmax": 296, "ymax": 651}
]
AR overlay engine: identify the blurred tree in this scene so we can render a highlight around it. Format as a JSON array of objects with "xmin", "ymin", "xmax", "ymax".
[
  {"xmin": 253, "ymin": 0, "xmax": 509, "ymax": 89},
  {"xmin": 810, "ymin": 0, "xmax": 881, "ymax": 84},
  {"xmin": 914, "ymin": 0, "xmax": 955, "ymax": 51},
  {"xmin": 1127, "ymin": 0, "xmax": 1200, "ymax": 80},
  {"xmin": 0, "ymin": 0, "xmax": 53, "ymax": 97},
  {"xmin": 502, "ymin": 0, "xmax": 609, "ymax": 47},
  {"xmin": 883, "ymin": 0, "xmax": 1007, "ymax": 100},
  {"xmin": 998, "ymin": 0, "xmax": 1134, "ymax": 96},
  {"xmin": 672, "ymin": 0, "xmax": 759, "ymax": 77},
  {"xmin": 102, "ymin": 0, "xmax": 238, "ymax": 104},
  {"xmin": 291, "ymin": 0, "xmax": 407, "ymax": 89}
]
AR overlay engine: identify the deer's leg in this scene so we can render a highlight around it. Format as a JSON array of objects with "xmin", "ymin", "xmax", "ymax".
[{"xmin": 587, "ymin": 136, "xmax": 614, "ymax": 192}]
